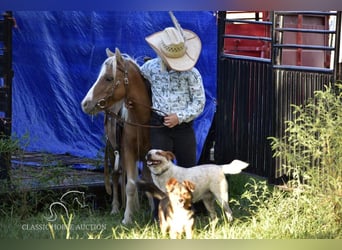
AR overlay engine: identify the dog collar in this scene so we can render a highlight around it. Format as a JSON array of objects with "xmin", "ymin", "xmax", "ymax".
[{"xmin": 151, "ymin": 167, "xmax": 169, "ymax": 176}]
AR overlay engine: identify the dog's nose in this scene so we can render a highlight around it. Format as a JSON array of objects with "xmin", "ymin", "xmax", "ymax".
[{"xmin": 146, "ymin": 152, "xmax": 152, "ymax": 160}]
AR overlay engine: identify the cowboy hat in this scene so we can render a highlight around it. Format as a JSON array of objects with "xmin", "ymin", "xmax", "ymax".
[{"xmin": 145, "ymin": 13, "xmax": 201, "ymax": 71}]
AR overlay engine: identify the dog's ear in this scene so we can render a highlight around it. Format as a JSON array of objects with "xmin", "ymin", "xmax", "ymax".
[
  {"xmin": 165, "ymin": 151, "xmax": 176, "ymax": 161},
  {"xmin": 183, "ymin": 180, "xmax": 195, "ymax": 193},
  {"xmin": 166, "ymin": 177, "xmax": 178, "ymax": 192}
]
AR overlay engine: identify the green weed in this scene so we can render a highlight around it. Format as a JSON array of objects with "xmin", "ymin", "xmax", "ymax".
[{"xmin": 0, "ymin": 84, "xmax": 341, "ymax": 239}]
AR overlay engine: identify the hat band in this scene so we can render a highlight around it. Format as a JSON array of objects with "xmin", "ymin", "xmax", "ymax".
[{"xmin": 160, "ymin": 39, "xmax": 186, "ymax": 58}]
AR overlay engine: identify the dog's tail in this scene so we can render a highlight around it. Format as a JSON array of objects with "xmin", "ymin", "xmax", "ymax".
[
  {"xmin": 222, "ymin": 160, "xmax": 249, "ymax": 174},
  {"xmin": 135, "ymin": 179, "xmax": 165, "ymax": 200}
]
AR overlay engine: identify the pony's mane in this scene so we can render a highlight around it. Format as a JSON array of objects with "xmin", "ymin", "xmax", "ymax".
[
  {"xmin": 102, "ymin": 53, "xmax": 140, "ymax": 76},
  {"xmin": 121, "ymin": 53, "xmax": 139, "ymax": 66}
]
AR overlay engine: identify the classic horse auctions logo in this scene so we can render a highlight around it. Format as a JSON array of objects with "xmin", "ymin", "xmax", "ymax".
[{"xmin": 45, "ymin": 190, "xmax": 88, "ymax": 222}]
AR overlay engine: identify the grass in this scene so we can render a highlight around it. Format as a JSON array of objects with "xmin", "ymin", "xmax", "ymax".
[
  {"xmin": 0, "ymin": 173, "xmax": 340, "ymax": 239},
  {"xmin": 1, "ymin": 84, "xmax": 341, "ymax": 239}
]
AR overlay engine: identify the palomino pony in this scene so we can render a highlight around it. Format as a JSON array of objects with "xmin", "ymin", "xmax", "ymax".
[{"xmin": 81, "ymin": 48, "xmax": 153, "ymax": 224}]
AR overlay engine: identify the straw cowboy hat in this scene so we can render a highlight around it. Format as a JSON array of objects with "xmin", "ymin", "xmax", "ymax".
[{"xmin": 145, "ymin": 12, "xmax": 202, "ymax": 71}]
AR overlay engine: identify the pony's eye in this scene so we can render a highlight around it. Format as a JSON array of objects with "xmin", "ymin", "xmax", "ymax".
[{"xmin": 105, "ymin": 76, "xmax": 114, "ymax": 82}]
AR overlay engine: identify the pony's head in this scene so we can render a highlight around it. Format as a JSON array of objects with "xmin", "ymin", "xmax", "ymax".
[{"xmin": 81, "ymin": 48, "xmax": 128, "ymax": 114}]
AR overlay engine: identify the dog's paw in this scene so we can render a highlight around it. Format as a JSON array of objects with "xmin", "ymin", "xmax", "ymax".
[{"xmin": 226, "ymin": 214, "xmax": 234, "ymax": 223}]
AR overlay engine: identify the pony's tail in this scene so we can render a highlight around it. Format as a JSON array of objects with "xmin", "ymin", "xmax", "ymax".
[{"xmin": 104, "ymin": 141, "xmax": 113, "ymax": 195}]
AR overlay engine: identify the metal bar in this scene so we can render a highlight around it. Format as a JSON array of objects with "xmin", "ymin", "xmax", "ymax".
[
  {"xmin": 226, "ymin": 19, "xmax": 272, "ymax": 25},
  {"xmin": 0, "ymin": 11, "xmax": 13, "ymax": 183},
  {"xmin": 220, "ymin": 53, "xmax": 271, "ymax": 63},
  {"xmin": 273, "ymin": 64, "xmax": 334, "ymax": 73},
  {"xmin": 275, "ymin": 11, "xmax": 337, "ymax": 16},
  {"xmin": 223, "ymin": 34, "xmax": 272, "ymax": 42},
  {"xmin": 333, "ymin": 11, "xmax": 341, "ymax": 81},
  {"xmin": 273, "ymin": 44, "xmax": 335, "ymax": 51},
  {"xmin": 296, "ymin": 15, "xmax": 303, "ymax": 66},
  {"xmin": 217, "ymin": 11, "xmax": 226, "ymax": 56},
  {"xmin": 275, "ymin": 28, "xmax": 336, "ymax": 34}
]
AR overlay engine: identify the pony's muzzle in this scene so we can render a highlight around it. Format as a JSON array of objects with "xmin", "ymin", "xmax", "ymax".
[{"xmin": 81, "ymin": 99, "xmax": 93, "ymax": 113}]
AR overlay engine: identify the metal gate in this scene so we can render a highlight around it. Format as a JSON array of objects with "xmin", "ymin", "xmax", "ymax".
[
  {"xmin": 215, "ymin": 11, "xmax": 341, "ymax": 183},
  {"xmin": 0, "ymin": 11, "xmax": 14, "ymax": 181}
]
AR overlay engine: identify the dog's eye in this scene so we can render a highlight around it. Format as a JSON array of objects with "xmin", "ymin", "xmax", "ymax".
[{"xmin": 183, "ymin": 192, "xmax": 191, "ymax": 197}]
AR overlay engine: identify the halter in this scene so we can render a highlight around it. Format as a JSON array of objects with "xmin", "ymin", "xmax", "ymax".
[
  {"xmin": 96, "ymin": 58, "xmax": 129, "ymax": 110},
  {"xmin": 96, "ymin": 56, "xmax": 165, "ymax": 128}
]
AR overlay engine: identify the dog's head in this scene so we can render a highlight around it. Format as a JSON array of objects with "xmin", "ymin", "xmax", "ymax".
[
  {"xmin": 165, "ymin": 177, "xmax": 195, "ymax": 210},
  {"xmin": 145, "ymin": 149, "xmax": 175, "ymax": 176}
]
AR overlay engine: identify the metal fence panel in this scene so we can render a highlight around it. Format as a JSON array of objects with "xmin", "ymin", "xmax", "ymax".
[
  {"xmin": 273, "ymin": 70, "xmax": 334, "ymax": 178},
  {"xmin": 216, "ymin": 11, "xmax": 340, "ymax": 183},
  {"xmin": 216, "ymin": 57, "xmax": 274, "ymax": 179}
]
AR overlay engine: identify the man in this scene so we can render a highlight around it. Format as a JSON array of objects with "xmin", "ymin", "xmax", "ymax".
[{"xmin": 141, "ymin": 12, "xmax": 206, "ymax": 168}]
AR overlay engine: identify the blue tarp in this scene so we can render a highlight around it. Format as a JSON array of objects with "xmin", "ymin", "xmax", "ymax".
[{"xmin": 11, "ymin": 11, "xmax": 217, "ymax": 162}]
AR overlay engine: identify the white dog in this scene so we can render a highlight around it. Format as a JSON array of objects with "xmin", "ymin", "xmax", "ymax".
[{"xmin": 145, "ymin": 149, "xmax": 249, "ymax": 222}]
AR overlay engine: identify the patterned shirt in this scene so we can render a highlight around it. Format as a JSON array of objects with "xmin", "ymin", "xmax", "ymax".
[{"xmin": 140, "ymin": 58, "xmax": 206, "ymax": 124}]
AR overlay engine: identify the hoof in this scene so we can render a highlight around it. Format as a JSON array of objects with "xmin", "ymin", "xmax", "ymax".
[
  {"xmin": 121, "ymin": 217, "xmax": 132, "ymax": 225},
  {"xmin": 110, "ymin": 204, "xmax": 120, "ymax": 215}
]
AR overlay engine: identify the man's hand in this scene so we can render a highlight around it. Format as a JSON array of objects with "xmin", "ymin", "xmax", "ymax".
[{"xmin": 163, "ymin": 113, "xmax": 179, "ymax": 128}]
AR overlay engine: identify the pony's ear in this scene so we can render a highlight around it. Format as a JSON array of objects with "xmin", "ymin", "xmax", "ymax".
[
  {"xmin": 106, "ymin": 48, "xmax": 115, "ymax": 57},
  {"xmin": 115, "ymin": 48, "xmax": 125, "ymax": 66}
]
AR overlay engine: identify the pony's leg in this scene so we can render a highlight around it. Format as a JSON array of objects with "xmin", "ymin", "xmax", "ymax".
[
  {"xmin": 104, "ymin": 142, "xmax": 112, "ymax": 196},
  {"xmin": 110, "ymin": 171, "xmax": 121, "ymax": 214},
  {"xmin": 105, "ymin": 143, "xmax": 121, "ymax": 215},
  {"xmin": 122, "ymin": 151, "xmax": 139, "ymax": 225},
  {"xmin": 140, "ymin": 162, "xmax": 155, "ymax": 215}
]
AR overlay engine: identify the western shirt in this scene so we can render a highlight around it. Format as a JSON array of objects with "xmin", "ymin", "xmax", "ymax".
[{"xmin": 140, "ymin": 58, "xmax": 205, "ymax": 124}]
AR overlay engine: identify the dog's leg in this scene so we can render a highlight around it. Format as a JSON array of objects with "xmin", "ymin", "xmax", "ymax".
[
  {"xmin": 169, "ymin": 228, "xmax": 179, "ymax": 239},
  {"xmin": 159, "ymin": 216, "xmax": 168, "ymax": 238},
  {"xmin": 215, "ymin": 197, "xmax": 233, "ymax": 222},
  {"xmin": 202, "ymin": 194, "xmax": 218, "ymax": 221},
  {"xmin": 170, "ymin": 232, "xmax": 178, "ymax": 239},
  {"xmin": 185, "ymin": 222, "xmax": 193, "ymax": 239},
  {"xmin": 210, "ymin": 178, "xmax": 234, "ymax": 222},
  {"xmin": 213, "ymin": 185, "xmax": 234, "ymax": 222},
  {"xmin": 222, "ymin": 201, "xmax": 234, "ymax": 222}
]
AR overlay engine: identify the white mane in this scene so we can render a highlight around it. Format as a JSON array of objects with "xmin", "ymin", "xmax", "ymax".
[{"xmin": 99, "ymin": 53, "xmax": 139, "ymax": 78}]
